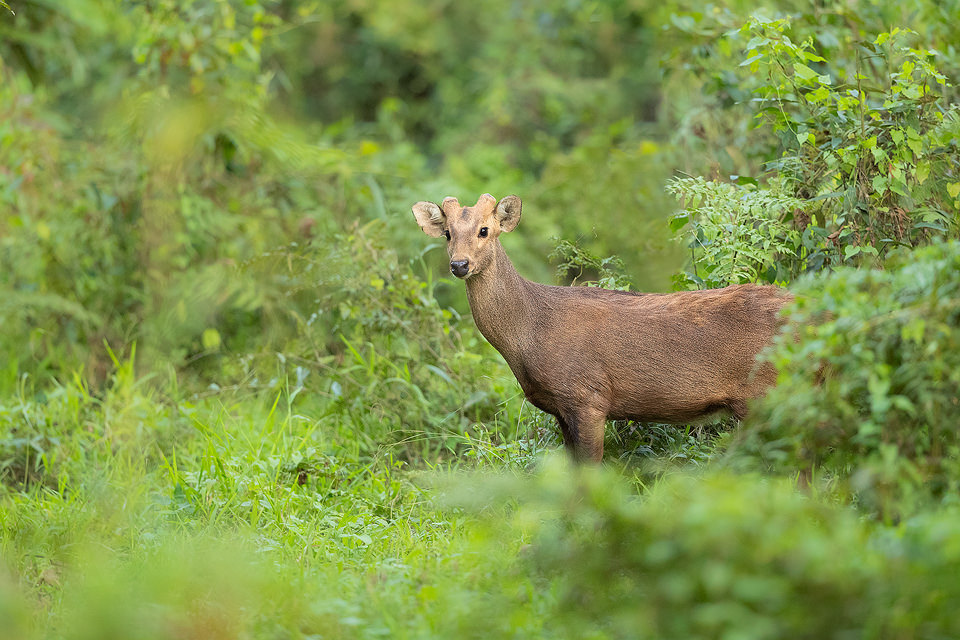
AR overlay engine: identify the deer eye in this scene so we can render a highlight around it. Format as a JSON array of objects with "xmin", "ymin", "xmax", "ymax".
[
  {"xmin": 478, "ymin": 227, "xmax": 488, "ymax": 238},
  {"xmin": 444, "ymin": 230, "xmax": 451, "ymax": 241}
]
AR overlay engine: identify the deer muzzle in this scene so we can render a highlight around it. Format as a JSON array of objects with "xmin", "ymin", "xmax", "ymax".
[{"xmin": 450, "ymin": 259, "xmax": 470, "ymax": 278}]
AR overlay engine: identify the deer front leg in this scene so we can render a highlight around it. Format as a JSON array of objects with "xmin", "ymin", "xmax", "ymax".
[{"xmin": 557, "ymin": 408, "xmax": 606, "ymax": 463}]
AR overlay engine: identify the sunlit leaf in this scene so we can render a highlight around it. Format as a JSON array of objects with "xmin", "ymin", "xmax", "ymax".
[{"xmin": 793, "ymin": 63, "xmax": 818, "ymax": 81}]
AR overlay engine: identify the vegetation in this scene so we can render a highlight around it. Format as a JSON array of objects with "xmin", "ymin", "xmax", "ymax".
[
  {"xmin": 730, "ymin": 241, "xmax": 960, "ymax": 521},
  {"xmin": 2, "ymin": 0, "xmax": 960, "ymax": 637}
]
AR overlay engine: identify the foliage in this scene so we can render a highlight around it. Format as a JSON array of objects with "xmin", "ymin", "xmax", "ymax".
[
  {"xmin": 521, "ymin": 470, "xmax": 881, "ymax": 639},
  {"xmin": 3, "ymin": 1, "xmax": 960, "ymax": 637},
  {"xmin": 548, "ymin": 238, "xmax": 633, "ymax": 290},
  {"xmin": 277, "ymin": 0, "xmax": 659, "ymax": 167},
  {"xmin": 744, "ymin": 20, "xmax": 958, "ymax": 252},
  {"xmin": 129, "ymin": 0, "xmax": 280, "ymax": 95},
  {"xmin": 659, "ymin": 1, "xmax": 960, "ymax": 175},
  {"xmin": 668, "ymin": 17, "xmax": 960, "ymax": 289},
  {"xmin": 448, "ymin": 464, "xmax": 960, "ymax": 639},
  {"xmin": 0, "ymin": 366, "xmax": 485, "ymax": 638},
  {"xmin": 277, "ymin": 221, "xmax": 524, "ymax": 461},
  {"xmin": 730, "ymin": 241, "xmax": 960, "ymax": 519},
  {"xmin": 529, "ymin": 127, "xmax": 680, "ymax": 290},
  {"xmin": 667, "ymin": 176, "xmax": 805, "ymax": 287}
]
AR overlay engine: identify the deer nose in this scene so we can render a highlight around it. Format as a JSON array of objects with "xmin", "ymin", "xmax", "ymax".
[{"xmin": 450, "ymin": 260, "xmax": 469, "ymax": 278}]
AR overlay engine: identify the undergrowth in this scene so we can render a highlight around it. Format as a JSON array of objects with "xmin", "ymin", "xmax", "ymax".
[{"xmin": 3, "ymin": 3, "xmax": 960, "ymax": 638}]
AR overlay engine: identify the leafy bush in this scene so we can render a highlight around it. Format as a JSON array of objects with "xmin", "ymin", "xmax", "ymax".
[
  {"xmin": 668, "ymin": 19, "xmax": 960, "ymax": 289},
  {"xmin": 743, "ymin": 21, "xmax": 958, "ymax": 253},
  {"xmin": 549, "ymin": 237, "xmax": 633, "ymax": 290},
  {"xmin": 446, "ymin": 462, "xmax": 960, "ymax": 639},
  {"xmin": 667, "ymin": 176, "xmax": 805, "ymax": 287},
  {"xmin": 519, "ymin": 467, "xmax": 881, "ymax": 639},
  {"xmin": 660, "ymin": 3, "xmax": 960, "ymax": 176},
  {"xmin": 0, "ymin": 67, "xmax": 142, "ymax": 384},
  {"xmin": 277, "ymin": 221, "xmax": 522, "ymax": 461},
  {"xmin": 730, "ymin": 241, "xmax": 960, "ymax": 519}
]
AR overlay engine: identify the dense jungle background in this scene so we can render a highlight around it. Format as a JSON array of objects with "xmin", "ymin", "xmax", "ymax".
[{"xmin": 2, "ymin": 0, "xmax": 960, "ymax": 637}]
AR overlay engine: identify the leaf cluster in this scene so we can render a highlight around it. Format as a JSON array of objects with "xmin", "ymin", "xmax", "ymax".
[
  {"xmin": 731, "ymin": 241, "xmax": 960, "ymax": 519},
  {"xmin": 668, "ymin": 17, "xmax": 960, "ymax": 289},
  {"xmin": 453, "ymin": 465, "xmax": 960, "ymax": 639}
]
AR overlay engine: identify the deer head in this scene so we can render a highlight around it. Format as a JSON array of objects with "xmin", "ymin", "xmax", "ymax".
[{"xmin": 411, "ymin": 194, "xmax": 522, "ymax": 278}]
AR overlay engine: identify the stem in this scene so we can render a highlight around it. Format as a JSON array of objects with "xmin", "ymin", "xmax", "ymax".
[{"xmin": 856, "ymin": 47, "xmax": 866, "ymax": 142}]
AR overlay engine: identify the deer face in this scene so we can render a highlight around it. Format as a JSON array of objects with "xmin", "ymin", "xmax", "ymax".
[{"xmin": 411, "ymin": 194, "xmax": 521, "ymax": 279}]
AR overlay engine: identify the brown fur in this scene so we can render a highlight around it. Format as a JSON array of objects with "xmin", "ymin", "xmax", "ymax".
[{"xmin": 412, "ymin": 194, "xmax": 791, "ymax": 462}]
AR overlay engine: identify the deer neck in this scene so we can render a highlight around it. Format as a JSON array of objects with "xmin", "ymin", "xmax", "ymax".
[{"xmin": 464, "ymin": 242, "xmax": 532, "ymax": 359}]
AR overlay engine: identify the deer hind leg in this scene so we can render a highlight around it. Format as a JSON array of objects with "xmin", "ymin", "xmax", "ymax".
[
  {"xmin": 728, "ymin": 398, "xmax": 749, "ymax": 421},
  {"xmin": 557, "ymin": 408, "xmax": 607, "ymax": 463},
  {"xmin": 555, "ymin": 415, "xmax": 577, "ymax": 452}
]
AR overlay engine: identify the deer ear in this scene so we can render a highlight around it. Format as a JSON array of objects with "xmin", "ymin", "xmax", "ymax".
[
  {"xmin": 495, "ymin": 195, "xmax": 522, "ymax": 232},
  {"xmin": 412, "ymin": 201, "xmax": 445, "ymax": 238}
]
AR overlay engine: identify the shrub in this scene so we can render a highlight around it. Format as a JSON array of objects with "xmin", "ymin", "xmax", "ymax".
[
  {"xmin": 730, "ymin": 241, "xmax": 960, "ymax": 519},
  {"xmin": 742, "ymin": 21, "xmax": 959, "ymax": 257},
  {"xmin": 668, "ymin": 20, "xmax": 960, "ymax": 290},
  {"xmin": 519, "ymin": 467, "xmax": 880, "ymax": 640},
  {"xmin": 282, "ymin": 221, "xmax": 519, "ymax": 460},
  {"xmin": 667, "ymin": 176, "xmax": 805, "ymax": 288},
  {"xmin": 443, "ymin": 461, "xmax": 960, "ymax": 639}
]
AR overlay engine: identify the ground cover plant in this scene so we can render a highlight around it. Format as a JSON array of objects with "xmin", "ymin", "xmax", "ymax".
[{"xmin": 3, "ymin": 1, "xmax": 960, "ymax": 637}]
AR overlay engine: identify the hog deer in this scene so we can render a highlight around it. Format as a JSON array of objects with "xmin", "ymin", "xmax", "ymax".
[{"xmin": 411, "ymin": 194, "xmax": 790, "ymax": 462}]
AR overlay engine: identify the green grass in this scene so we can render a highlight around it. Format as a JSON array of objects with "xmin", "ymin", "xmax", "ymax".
[
  {"xmin": 6, "ymin": 355, "xmax": 960, "ymax": 639},
  {"xmin": 0, "ymin": 348, "xmax": 732, "ymax": 639}
]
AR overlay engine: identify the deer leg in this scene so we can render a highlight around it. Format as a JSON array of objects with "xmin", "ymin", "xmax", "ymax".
[
  {"xmin": 559, "ymin": 408, "xmax": 607, "ymax": 463},
  {"xmin": 729, "ymin": 398, "xmax": 749, "ymax": 421},
  {"xmin": 555, "ymin": 415, "xmax": 577, "ymax": 452}
]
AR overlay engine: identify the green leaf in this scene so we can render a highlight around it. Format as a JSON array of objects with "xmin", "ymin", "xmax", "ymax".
[
  {"xmin": 913, "ymin": 221, "xmax": 945, "ymax": 231},
  {"xmin": 426, "ymin": 364, "xmax": 454, "ymax": 386},
  {"xmin": 947, "ymin": 183, "xmax": 960, "ymax": 199},
  {"xmin": 870, "ymin": 146, "xmax": 888, "ymax": 163},
  {"xmin": 807, "ymin": 86, "xmax": 830, "ymax": 104},
  {"xmin": 810, "ymin": 191, "xmax": 843, "ymax": 201},
  {"xmin": 891, "ymin": 395, "xmax": 917, "ymax": 416},
  {"xmin": 793, "ymin": 63, "xmax": 818, "ymax": 81},
  {"xmin": 916, "ymin": 160, "xmax": 930, "ymax": 184},
  {"xmin": 890, "ymin": 179, "xmax": 908, "ymax": 197},
  {"xmin": 202, "ymin": 328, "xmax": 222, "ymax": 351},
  {"xmin": 901, "ymin": 315, "xmax": 925, "ymax": 345},
  {"xmin": 843, "ymin": 245, "xmax": 861, "ymax": 260},
  {"xmin": 740, "ymin": 53, "xmax": 764, "ymax": 67},
  {"xmin": 890, "ymin": 163, "xmax": 903, "ymax": 182},
  {"xmin": 669, "ymin": 213, "xmax": 690, "ymax": 232}
]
